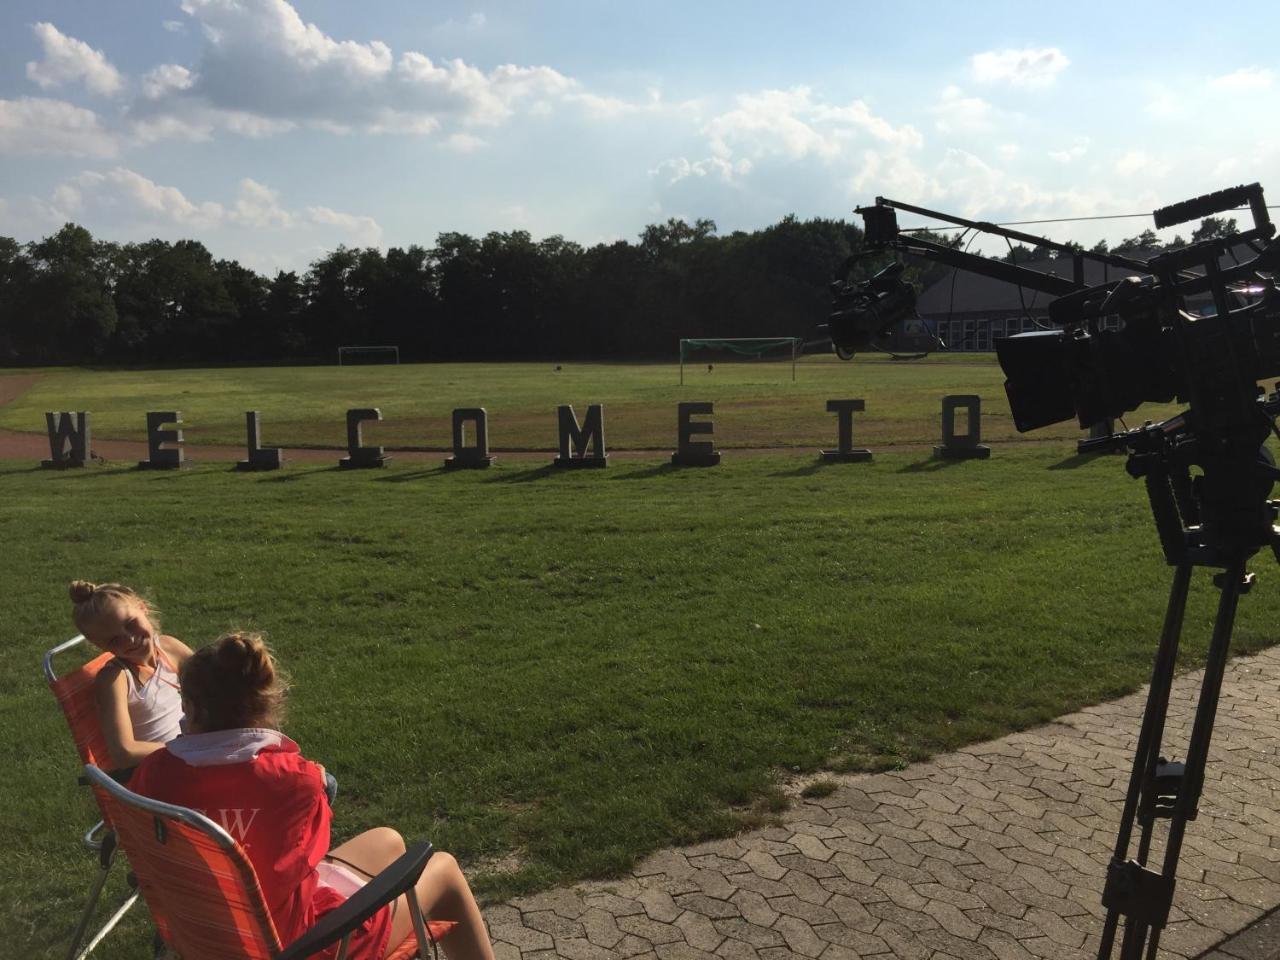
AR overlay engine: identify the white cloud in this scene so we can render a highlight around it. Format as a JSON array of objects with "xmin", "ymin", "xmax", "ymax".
[
  {"xmin": 1048, "ymin": 136, "xmax": 1090, "ymax": 163},
  {"xmin": 125, "ymin": 0, "xmax": 587, "ymax": 140},
  {"xmin": 163, "ymin": 19, "xmax": 189, "ymax": 34},
  {"xmin": 651, "ymin": 86, "xmax": 925, "ymax": 223},
  {"xmin": 1210, "ymin": 67, "xmax": 1274, "ymax": 92},
  {"xmin": 445, "ymin": 132, "xmax": 486, "ymax": 152},
  {"xmin": 932, "ymin": 86, "xmax": 995, "ymax": 134},
  {"xmin": 12, "ymin": 168, "xmax": 383, "ymax": 250},
  {"xmin": 305, "ymin": 206, "xmax": 383, "ymax": 246},
  {"xmin": 1114, "ymin": 150, "xmax": 1171, "ymax": 179},
  {"xmin": 701, "ymin": 87, "xmax": 919, "ymax": 166},
  {"xmin": 73, "ymin": 168, "xmax": 224, "ymax": 228},
  {"xmin": 0, "ymin": 97, "xmax": 117, "ymax": 157},
  {"xmin": 142, "ymin": 64, "xmax": 195, "ymax": 100},
  {"xmin": 971, "ymin": 47, "xmax": 1069, "ymax": 88},
  {"xmin": 651, "ymin": 156, "xmax": 752, "ymax": 185},
  {"xmin": 230, "ymin": 178, "xmax": 294, "ymax": 228},
  {"xmin": 26, "ymin": 22, "xmax": 124, "ymax": 97}
]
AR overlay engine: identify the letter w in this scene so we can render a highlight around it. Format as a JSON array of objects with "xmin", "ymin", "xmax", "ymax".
[
  {"xmin": 45, "ymin": 412, "xmax": 90, "ymax": 463},
  {"xmin": 216, "ymin": 808, "xmax": 261, "ymax": 839}
]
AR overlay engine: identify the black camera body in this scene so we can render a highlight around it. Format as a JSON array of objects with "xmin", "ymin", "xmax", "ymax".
[{"xmin": 825, "ymin": 261, "xmax": 917, "ymax": 360}]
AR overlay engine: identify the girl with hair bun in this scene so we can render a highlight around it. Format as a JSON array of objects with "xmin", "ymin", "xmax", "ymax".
[
  {"xmin": 69, "ymin": 580, "xmax": 194, "ymax": 768},
  {"xmin": 130, "ymin": 633, "xmax": 496, "ymax": 960}
]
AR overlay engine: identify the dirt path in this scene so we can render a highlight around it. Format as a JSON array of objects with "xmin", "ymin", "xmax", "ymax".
[{"xmin": 0, "ymin": 373, "xmax": 41, "ymax": 407}]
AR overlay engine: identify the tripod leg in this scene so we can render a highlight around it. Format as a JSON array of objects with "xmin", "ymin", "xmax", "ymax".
[
  {"xmin": 1098, "ymin": 563, "xmax": 1192, "ymax": 960},
  {"xmin": 1157, "ymin": 558, "xmax": 1247, "ymax": 883}
]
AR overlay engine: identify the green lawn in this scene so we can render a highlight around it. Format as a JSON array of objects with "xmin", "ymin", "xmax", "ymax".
[
  {"xmin": 5, "ymin": 447, "xmax": 1277, "ymax": 959},
  {"xmin": 0, "ymin": 357, "xmax": 1187, "ymax": 451}
]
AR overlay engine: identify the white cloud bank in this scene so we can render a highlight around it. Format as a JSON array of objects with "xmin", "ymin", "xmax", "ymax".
[
  {"xmin": 26, "ymin": 22, "xmax": 124, "ymax": 97},
  {"xmin": 118, "ymin": 0, "xmax": 658, "ymax": 142},
  {"xmin": 0, "ymin": 97, "xmax": 117, "ymax": 157},
  {"xmin": 656, "ymin": 87, "xmax": 921, "ymax": 187},
  {"xmin": 10, "ymin": 168, "xmax": 383, "ymax": 250},
  {"xmin": 1210, "ymin": 67, "xmax": 1274, "ymax": 92}
]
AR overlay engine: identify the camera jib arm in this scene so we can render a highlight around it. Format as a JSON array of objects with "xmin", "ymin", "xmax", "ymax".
[{"xmin": 858, "ymin": 195, "xmax": 1157, "ymax": 292}]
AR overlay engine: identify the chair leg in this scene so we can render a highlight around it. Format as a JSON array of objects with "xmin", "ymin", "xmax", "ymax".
[
  {"xmin": 73, "ymin": 890, "xmax": 140, "ymax": 960},
  {"xmin": 66, "ymin": 831, "xmax": 142, "ymax": 960},
  {"xmin": 65, "ymin": 861, "xmax": 113, "ymax": 960}
]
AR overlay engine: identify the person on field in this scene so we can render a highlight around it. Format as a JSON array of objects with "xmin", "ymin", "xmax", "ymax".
[
  {"xmin": 130, "ymin": 632, "xmax": 496, "ymax": 960},
  {"xmin": 71, "ymin": 580, "xmax": 194, "ymax": 769}
]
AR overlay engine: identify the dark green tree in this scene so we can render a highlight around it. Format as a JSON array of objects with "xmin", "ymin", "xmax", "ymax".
[{"xmin": 25, "ymin": 224, "xmax": 118, "ymax": 363}]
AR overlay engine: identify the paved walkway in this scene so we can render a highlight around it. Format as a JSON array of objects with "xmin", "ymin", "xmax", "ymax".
[{"xmin": 485, "ymin": 648, "xmax": 1280, "ymax": 960}]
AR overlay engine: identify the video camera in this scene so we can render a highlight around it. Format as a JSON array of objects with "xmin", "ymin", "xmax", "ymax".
[{"xmin": 827, "ymin": 184, "xmax": 1280, "ymax": 434}]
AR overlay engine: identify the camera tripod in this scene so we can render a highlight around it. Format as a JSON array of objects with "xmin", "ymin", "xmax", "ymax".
[{"xmin": 1082, "ymin": 412, "xmax": 1280, "ymax": 960}]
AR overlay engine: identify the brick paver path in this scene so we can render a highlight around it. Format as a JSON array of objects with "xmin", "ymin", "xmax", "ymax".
[{"xmin": 484, "ymin": 648, "xmax": 1280, "ymax": 960}]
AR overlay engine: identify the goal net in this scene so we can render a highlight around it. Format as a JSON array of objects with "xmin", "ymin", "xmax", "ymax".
[
  {"xmin": 338, "ymin": 345, "xmax": 400, "ymax": 366},
  {"xmin": 678, "ymin": 337, "xmax": 802, "ymax": 384}
]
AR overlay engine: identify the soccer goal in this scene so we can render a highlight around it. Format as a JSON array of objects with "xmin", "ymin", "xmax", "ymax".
[
  {"xmin": 338, "ymin": 345, "xmax": 400, "ymax": 366},
  {"xmin": 678, "ymin": 337, "xmax": 802, "ymax": 385}
]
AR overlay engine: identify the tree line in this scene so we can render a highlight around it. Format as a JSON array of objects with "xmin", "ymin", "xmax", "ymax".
[{"xmin": 1, "ymin": 217, "xmax": 889, "ymax": 366}]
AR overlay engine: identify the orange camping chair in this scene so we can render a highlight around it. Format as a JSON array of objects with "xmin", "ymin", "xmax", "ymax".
[
  {"xmin": 84, "ymin": 764, "xmax": 456, "ymax": 959},
  {"xmin": 45, "ymin": 634, "xmax": 142, "ymax": 960}
]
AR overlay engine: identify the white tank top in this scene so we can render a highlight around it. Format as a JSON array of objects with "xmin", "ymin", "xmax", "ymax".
[{"xmin": 116, "ymin": 641, "xmax": 184, "ymax": 745}]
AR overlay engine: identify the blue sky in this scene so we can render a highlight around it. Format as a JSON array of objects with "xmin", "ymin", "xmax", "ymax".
[{"xmin": 2, "ymin": 0, "xmax": 1278, "ymax": 273}]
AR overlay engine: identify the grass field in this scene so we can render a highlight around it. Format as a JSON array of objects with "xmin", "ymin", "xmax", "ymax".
[
  {"xmin": 2, "ymin": 361, "xmax": 1270, "ymax": 958},
  {"xmin": 0, "ymin": 356, "xmax": 1186, "ymax": 451}
]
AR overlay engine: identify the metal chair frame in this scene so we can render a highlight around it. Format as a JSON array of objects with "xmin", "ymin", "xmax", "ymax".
[
  {"xmin": 83, "ymin": 765, "xmax": 443, "ymax": 960},
  {"xmin": 45, "ymin": 634, "xmax": 143, "ymax": 960}
]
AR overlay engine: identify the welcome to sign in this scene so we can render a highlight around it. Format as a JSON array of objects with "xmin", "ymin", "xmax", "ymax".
[{"xmin": 40, "ymin": 396, "xmax": 993, "ymax": 471}]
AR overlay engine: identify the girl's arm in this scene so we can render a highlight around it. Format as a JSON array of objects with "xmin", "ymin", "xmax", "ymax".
[
  {"xmin": 159, "ymin": 634, "xmax": 194, "ymax": 669},
  {"xmin": 93, "ymin": 667, "xmax": 167, "ymax": 769}
]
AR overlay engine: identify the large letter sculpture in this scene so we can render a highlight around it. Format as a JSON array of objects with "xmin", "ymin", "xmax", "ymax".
[
  {"xmin": 43, "ymin": 412, "xmax": 91, "ymax": 468},
  {"xmin": 445, "ymin": 408, "xmax": 494, "ymax": 469},
  {"xmin": 820, "ymin": 399, "xmax": 872, "ymax": 463},
  {"xmin": 138, "ymin": 411, "xmax": 185, "ymax": 469},
  {"xmin": 339, "ymin": 408, "xmax": 388, "ymax": 468},
  {"xmin": 236, "ymin": 411, "xmax": 283, "ymax": 471},
  {"xmin": 672, "ymin": 401, "xmax": 720, "ymax": 466},
  {"xmin": 554, "ymin": 404, "xmax": 607, "ymax": 468},
  {"xmin": 934, "ymin": 394, "xmax": 991, "ymax": 460}
]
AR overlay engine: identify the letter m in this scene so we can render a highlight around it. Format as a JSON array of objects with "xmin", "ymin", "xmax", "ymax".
[{"xmin": 558, "ymin": 404, "xmax": 605, "ymax": 459}]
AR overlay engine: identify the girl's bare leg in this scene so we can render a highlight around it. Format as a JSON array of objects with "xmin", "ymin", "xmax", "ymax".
[
  {"xmin": 384, "ymin": 852, "xmax": 494, "ymax": 960},
  {"xmin": 327, "ymin": 829, "xmax": 494, "ymax": 960}
]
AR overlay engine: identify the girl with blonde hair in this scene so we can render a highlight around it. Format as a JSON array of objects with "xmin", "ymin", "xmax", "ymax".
[{"xmin": 69, "ymin": 580, "xmax": 194, "ymax": 769}]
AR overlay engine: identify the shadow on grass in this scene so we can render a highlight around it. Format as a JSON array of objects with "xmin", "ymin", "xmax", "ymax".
[
  {"xmin": 769, "ymin": 460, "xmax": 827, "ymax": 478},
  {"xmin": 256, "ymin": 465, "xmax": 342, "ymax": 482},
  {"xmin": 483, "ymin": 464, "xmax": 558, "ymax": 484},
  {"xmin": 897, "ymin": 457, "xmax": 966, "ymax": 473},
  {"xmin": 614, "ymin": 461, "xmax": 680, "ymax": 480},
  {"xmin": 0, "ymin": 463, "xmax": 47, "ymax": 477},
  {"xmin": 1049, "ymin": 452, "xmax": 1098, "ymax": 470},
  {"xmin": 376, "ymin": 466, "xmax": 450, "ymax": 483}
]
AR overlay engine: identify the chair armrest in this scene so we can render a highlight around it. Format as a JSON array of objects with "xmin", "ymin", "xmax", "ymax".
[{"xmin": 277, "ymin": 842, "xmax": 434, "ymax": 960}]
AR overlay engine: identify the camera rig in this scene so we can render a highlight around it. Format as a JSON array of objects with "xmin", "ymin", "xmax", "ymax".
[{"xmin": 829, "ymin": 185, "xmax": 1280, "ymax": 959}]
